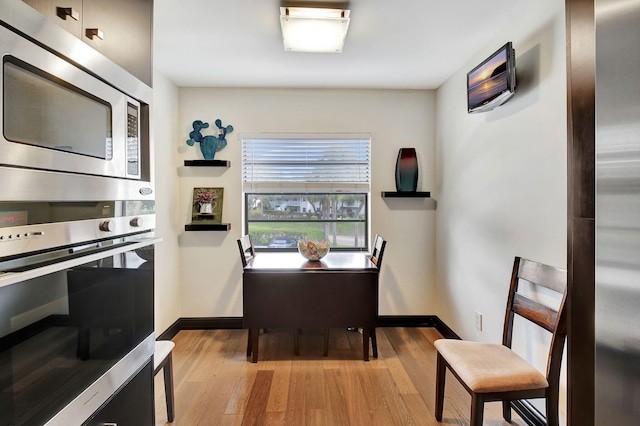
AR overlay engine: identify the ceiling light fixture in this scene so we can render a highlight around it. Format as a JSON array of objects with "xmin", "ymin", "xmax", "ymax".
[{"xmin": 280, "ymin": 6, "xmax": 350, "ymax": 53}]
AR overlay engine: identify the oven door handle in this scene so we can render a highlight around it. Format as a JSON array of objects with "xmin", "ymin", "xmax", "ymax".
[{"xmin": 69, "ymin": 242, "xmax": 102, "ymax": 253}]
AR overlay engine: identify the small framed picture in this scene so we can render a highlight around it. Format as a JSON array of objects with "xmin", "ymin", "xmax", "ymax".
[{"xmin": 191, "ymin": 187, "xmax": 224, "ymax": 224}]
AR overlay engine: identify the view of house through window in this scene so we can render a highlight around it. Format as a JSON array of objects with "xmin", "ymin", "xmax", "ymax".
[
  {"xmin": 242, "ymin": 134, "xmax": 371, "ymax": 251},
  {"xmin": 246, "ymin": 193, "xmax": 367, "ymax": 249}
]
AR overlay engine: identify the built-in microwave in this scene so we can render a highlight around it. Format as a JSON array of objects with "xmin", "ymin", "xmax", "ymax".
[{"xmin": 0, "ymin": 21, "xmax": 144, "ymax": 181}]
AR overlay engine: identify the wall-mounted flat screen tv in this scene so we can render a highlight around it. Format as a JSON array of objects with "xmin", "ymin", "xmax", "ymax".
[{"xmin": 467, "ymin": 42, "xmax": 516, "ymax": 113}]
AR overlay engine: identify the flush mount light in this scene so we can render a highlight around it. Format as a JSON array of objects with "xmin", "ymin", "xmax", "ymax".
[{"xmin": 280, "ymin": 6, "xmax": 350, "ymax": 53}]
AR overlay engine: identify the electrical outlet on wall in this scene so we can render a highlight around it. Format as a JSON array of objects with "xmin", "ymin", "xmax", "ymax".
[{"xmin": 475, "ymin": 311, "xmax": 483, "ymax": 331}]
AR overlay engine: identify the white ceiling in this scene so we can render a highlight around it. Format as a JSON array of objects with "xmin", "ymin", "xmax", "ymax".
[{"xmin": 153, "ymin": 0, "xmax": 533, "ymax": 90}]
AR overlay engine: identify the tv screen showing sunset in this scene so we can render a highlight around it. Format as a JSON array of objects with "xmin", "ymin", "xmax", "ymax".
[{"xmin": 467, "ymin": 49, "xmax": 508, "ymax": 110}]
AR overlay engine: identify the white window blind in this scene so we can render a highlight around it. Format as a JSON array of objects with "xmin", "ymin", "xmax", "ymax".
[{"xmin": 242, "ymin": 134, "xmax": 371, "ymax": 192}]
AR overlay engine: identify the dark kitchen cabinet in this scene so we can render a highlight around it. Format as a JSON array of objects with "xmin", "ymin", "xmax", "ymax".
[
  {"xmin": 82, "ymin": 0, "xmax": 153, "ymax": 86},
  {"xmin": 22, "ymin": 0, "xmax": 153, "ymax": 87},
  {"xmin": 83, "ymin": 361, "xmax": 154, "ymax": 426},
  {"xmin": 22, "ymin": 0, "xmax": 83, "ymax": 36}
]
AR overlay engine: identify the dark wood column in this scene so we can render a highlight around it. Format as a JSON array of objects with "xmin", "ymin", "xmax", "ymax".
[{"xmin": 565, "ymin": 0, "xmax": 595, "ymax": 425}]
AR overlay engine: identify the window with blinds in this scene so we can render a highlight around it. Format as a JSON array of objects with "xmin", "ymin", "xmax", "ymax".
[{"xmin": 241, "ymin": 134, "xmax": 371, "ymax": 251}]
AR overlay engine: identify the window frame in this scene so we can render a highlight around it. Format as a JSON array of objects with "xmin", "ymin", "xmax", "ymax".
[{"xmin": 240, "ymin": 132, "xmax": 372, "ymax": 253}]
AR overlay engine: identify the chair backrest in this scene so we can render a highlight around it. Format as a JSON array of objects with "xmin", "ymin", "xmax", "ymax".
[
  {"xmin": 237, "ymin": 235, "xmax": 255, "ymax": 267},
  {"xmin": 502, "ymin": 257, "xmax": 568, "ymax": 387},
  {"xmin": 370, "ymin": 234, "xmax": 386, "ymax": 269}
]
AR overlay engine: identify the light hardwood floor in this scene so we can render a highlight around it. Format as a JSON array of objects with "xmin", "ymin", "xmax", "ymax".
[{"xmin": 154, "ymin": 327, "xmax": 528, "ymax": 425}]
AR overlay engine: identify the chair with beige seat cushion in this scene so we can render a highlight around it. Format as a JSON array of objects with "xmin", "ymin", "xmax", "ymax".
[
  {"xmin": 154, "ymin": 340, "xmax": 175, "ymax": 423},
  {"xmin": 434, "ymin": 256, "xmax": 567, "ymax": 426}
]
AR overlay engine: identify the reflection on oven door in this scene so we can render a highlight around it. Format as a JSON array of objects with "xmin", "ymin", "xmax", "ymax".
[
  {"xmin": 68, "ymin": 267, "xmax": 152, "ymax": 361},
  {"xmin": 0, "ymin": 246, "xmax": 154, "ymax": 425}
]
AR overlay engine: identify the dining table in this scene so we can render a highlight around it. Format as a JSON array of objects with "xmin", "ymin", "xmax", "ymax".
[{"xmin": 242, "ymin": 251, "xmax": 379, "ymax": 363}]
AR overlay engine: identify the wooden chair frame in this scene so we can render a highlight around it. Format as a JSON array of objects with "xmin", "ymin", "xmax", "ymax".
[
  {"xmin": 154, "ymin": 340, "xmax": 175, "ymax": 423},
  {"xmin": 238, "ymin": 235, "xmax": 259, "ymax": 356},
  {"xmin": 435, "ymin": 256, "xmax": 568, "ymax": 426},
  {"xmin": 237, "ymin": 234, "xmax": 255, "ymax": 267},
  {"xmin": 370, "ymin": 234, "xmax": 387, "ymax": 269}
]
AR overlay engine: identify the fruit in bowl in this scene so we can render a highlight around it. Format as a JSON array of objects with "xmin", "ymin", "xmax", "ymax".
[{"xmin": 298, "ymin": 239, "xmax": 330, "ymax": 261}]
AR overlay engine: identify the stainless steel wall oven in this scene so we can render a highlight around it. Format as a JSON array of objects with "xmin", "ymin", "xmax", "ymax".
[
  {"xmin": 0, "ymin": 1, "xmax": 156, "ymax": 425},
  {"xmin": 0, "ymin": 210, "xmax": 157, "ymax": 425}
]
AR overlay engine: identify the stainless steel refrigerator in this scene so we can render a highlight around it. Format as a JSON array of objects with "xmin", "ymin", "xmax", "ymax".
[{"xmin": 595, "ymin": 0, "xmax": 640, "ymax": 424}]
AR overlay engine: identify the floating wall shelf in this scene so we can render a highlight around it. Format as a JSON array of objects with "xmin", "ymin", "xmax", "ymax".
[
  {"xmin": 185, "ymin": 223, "xmax": 231, "ymax": 231},
  {"xmin": 184, "ymin": 160, "xmax": 230, "ymax": 167},
  {"xmin": 381, "ymin": 191, "xmax": 431, "ymax": 198}
]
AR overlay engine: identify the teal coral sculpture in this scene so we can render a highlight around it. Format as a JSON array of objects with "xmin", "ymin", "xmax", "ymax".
[
  {"xmin": 186, "ymin": 119, "xmax": 234, "ymax": 160},
  {"xmin": 214, "ymin": 119, "xmax": 233, "ymax": 151}
]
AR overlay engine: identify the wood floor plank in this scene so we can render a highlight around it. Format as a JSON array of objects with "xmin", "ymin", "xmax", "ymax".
[
  {"xmin": 323, "ymin": 368, "xmax": 351, "ymax": 426},
  {"xmin": 401, "ymin": 393, "xmax": 440, "ymax": 426},
  {"xmin": 393, "ymin": 333, "xmax": 439, "ymax": 407},
  {"xmin": 304, "ymin": 360, "xmax": 327, "ymax": 411},
  {"xmin": 241, "ymin": 370, "xmax": 273, "ymax": 425},
  {"xmin": 223, "ymin": 358, "xmax": 257, "ymax": 416},
  {"xmin": 370, "ymin": 368, "xmax": 415, "ymax": 425},
  {"xmin": 340, "ymin": 357, "xmax": 376, "ymax": 425},
  {"xmin": 353, "ymin": 359, "xmax": 386, "ymax": 411},
  {"xmin": 261, "ymin": 411, "xmax": 287, "ymax": 425},
  {"xmin": 383, "ymin": 356, "xmax": 420, "ymax": 395},
  {"xmin": 165, "ymin": 381, "xmax": 207, "ymax": 425},
  {"xmin": 218, "ymin": 413, "xmax": 243, "ymax": 426},
  {"xmin": 265, "ymin": 359, "xmax": 291, "ymax": 413},
  {"xmin": 155, "ymin": 327, "xmax": 526, "ymax": 426},
  {"xmin": 201, "ymin": 335, "xmax": 251, "ymax": 420},
  {"xmin": 284, "ymin": 354, "xmax": 309, "ymax": 423}
]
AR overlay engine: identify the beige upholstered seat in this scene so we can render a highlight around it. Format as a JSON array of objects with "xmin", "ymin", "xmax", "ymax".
[
  {"xmin": 434, "ymin": 256, "xmax": 567, "ymax": 426},
  {"xmin": 434, "ymin": 340, "xmax": 548, "ymax": 393}
]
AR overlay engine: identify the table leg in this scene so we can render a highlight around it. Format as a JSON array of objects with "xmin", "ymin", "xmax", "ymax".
[
  {"xmin": 251, "ymin": 328, "xmax": 259, "ymax": 363},
  {"xmin": 362, "ymin": 328, "xmax": 370, "ymax": 361},
  {"xmin": 371, "ymin": 328, "xmax": 378, "ymax": 358}
]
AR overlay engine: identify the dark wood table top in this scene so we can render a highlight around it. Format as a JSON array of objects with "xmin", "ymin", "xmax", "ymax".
[{"xmin": 243, "ymin": 252, "xmax": 378, "ymax": 272}]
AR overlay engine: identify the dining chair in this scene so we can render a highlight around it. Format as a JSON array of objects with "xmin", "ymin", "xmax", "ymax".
[
  {"xmin": 237, "ymin": 234, "xmax": 255, "ymax": 267},
  {"xmin": 370, "ymin": 234, "xmax": 387, "ymax": 269},
  {"xmin": 366, "ymin": 234, "xmax": 386, "ymax": 358},
  {"xmin": 325, "ymin": 234, "xmax": 386, "ymax": 358},
  {"xmin": 154, "ymin": 340, "xmax": 175, "ymax": 423},
  {"xmin": 434, "ymin": 256, "xmax": 568, "ymax": 426},
  {"xmin": 238, "ymin": 235, "xmax": 259, "ymax": 356}
]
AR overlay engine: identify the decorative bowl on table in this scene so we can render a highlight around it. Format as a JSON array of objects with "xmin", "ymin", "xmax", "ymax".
[{"xmin": 297, "ymin": 239, "xmax": 330, "ymax": 261}]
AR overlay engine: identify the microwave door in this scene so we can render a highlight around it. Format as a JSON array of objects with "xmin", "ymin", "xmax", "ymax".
[{"xmin": 0, "ymin": 24, "xmax": 130, "ymax": 179}]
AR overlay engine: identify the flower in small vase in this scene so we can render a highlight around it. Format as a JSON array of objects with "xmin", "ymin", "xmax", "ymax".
[{"xmin": 197, "ymin": 191, "xmax": 213, "ymax": 204}]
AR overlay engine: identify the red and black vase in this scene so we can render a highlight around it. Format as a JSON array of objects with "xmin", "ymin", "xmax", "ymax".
[{"xmin": 395, "ymin": 148, "xmax": 418, "ymax": 192}]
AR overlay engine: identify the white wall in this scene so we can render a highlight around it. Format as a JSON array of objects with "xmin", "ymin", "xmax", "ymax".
[
  {"xmin": 176, "ymin": 88, "xmax": 437, "ymax": 317},
  {"xmin": 152, "ymin": 71, "xmax": 182, "ymax": 335},
  {"xmin": 434, "ymin": 0, "xmax": 567, "ymax": 420}
]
